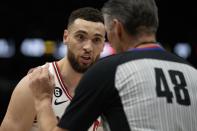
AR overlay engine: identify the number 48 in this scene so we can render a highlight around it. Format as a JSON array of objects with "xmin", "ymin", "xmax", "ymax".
[{"xmin": 155, "ymin": 68, "xmax": 191, "ymax": 106}]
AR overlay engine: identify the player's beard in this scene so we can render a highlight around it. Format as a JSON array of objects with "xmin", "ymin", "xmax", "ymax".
[{"xmin": 67, "ymin": 49, "xmax": 100, "ymax": 73}]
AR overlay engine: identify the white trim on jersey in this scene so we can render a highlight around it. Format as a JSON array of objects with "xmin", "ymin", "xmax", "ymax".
[{"xmin": 52, "ymin": 62, "xmax": 72, "ymax": 100}]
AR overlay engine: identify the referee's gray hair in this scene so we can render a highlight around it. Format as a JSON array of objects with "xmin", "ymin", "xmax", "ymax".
[{"xmin": 102, "ymin": 0, "xmax": 159, "ymax": 35}]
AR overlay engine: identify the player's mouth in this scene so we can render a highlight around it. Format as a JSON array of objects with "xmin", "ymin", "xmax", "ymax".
[{"xmin": 80, "ymin": 56, "xmax": 92, "ymax": 65}]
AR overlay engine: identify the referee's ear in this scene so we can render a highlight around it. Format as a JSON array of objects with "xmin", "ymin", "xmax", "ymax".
[{"xmin": 113, "ymin": 19, "xmax": 124, "ymax": 41}]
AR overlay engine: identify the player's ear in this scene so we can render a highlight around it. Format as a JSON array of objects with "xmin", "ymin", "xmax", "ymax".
[{"xmin": 63, "ymin": 29, "xmax": 69, "ymax": 45}]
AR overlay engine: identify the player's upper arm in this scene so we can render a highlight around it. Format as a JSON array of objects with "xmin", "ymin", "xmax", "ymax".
[{"xmin": 1, "ymin": 74, "xmax": 36, "ymax": 131}]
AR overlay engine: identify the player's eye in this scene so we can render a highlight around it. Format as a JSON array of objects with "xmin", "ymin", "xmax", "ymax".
[
  {"xmin": 93, "ymin": 37, "xmax": 102, "ymax": 44},
  {"xmin": 76, "ymin": 34, "xmax": 86, "ymax": 41}
]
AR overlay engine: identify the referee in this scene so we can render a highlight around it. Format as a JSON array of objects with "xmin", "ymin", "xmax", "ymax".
[{"xmin": 28, "ymin": 0, "xmax": 197, "ymax": 131}]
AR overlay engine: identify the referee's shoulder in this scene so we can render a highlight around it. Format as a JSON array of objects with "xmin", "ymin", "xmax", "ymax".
[{"xmin": 98, "ymin": 53, "xmax": 123, "ymax": 66}]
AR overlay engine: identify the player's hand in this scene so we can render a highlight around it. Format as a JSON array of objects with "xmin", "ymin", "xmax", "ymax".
[
  {"xmin": 27, "ymin": 67, "xmax": 38, "ymax": 74},
  {"xmin": 28, "ymin": 64, "xmax": 55, "ymax": 110}
]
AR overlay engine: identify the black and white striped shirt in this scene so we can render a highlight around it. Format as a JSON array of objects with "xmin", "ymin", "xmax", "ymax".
[{"xmin": 58, "ymin": 45, "xmax": 197, "ymax": 131}]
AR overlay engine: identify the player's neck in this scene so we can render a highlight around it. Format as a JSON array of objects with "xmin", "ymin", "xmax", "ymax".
[{"xmin": 57, "ymin": 58, "xmax": 82, "ymax": 96}]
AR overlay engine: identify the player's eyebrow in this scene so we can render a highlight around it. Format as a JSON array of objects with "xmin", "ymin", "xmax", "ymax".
[
  {"xmin": 75, "ymin": 30, "xmax": 88, "ymax": 35},
  {"xmin": 94, "ymin": 33, "xmax": 104, "ymax": 38}
]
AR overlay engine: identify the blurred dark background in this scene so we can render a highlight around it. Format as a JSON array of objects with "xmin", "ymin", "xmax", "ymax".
[{"xmin": 0, "ymin": 0, "xmax": 197, "ymax": 123}]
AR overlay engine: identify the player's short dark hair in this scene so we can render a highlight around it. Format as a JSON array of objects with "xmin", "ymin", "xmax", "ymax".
[
  {"xmin": 102, "ymin": 0, "xmax": 159, "ymax": 35},
  {"xmin": 67, "ymin": 7, "xmax": 104, "ymax": 28}
]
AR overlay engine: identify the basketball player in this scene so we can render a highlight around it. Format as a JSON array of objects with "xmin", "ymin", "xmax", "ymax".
[
  {"xmin": 0, "ymin": 7, "xmax": 105, "ymax": 131},
  {"xmin": 28, "ymin": 0, "xmax": 197, "ymax": 131}
]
